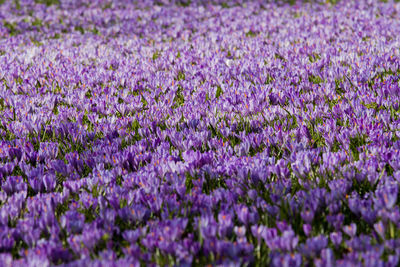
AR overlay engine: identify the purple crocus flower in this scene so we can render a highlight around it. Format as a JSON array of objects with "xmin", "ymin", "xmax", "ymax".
[
  {"xmin": 330, "ymin": 232, "xmax": 342, "ymax": 248},
  {"xmin": 373, "ymin": 221, "xmax": 386, "ymax": 240},
  {"xmin": 303, "ymin": 224, "xmax": 312, "ymax": 237},
  {"xmin": 251, "ymin": 224, "xmax": 267, "ymax": 245},
  {"xmin": 279, "ymin": 229, "xmax": 299, "ymax": 252},
  {"xmin": 0, "ymin": 254, "xmax": 12, "ymax": 266},
  {"xmin": 234, "ymin": 226, "xmax": 247, "ymax": 243},
  {"xmin": 200, "ymin": 214, "xmax": 218, "ymax": 240},
  {"xmin": 301, "ymin": 206, "xmax": 315, "ymax": 224},
  {"xmin": 299, "ymin": 235, "xmax": 328, "ymax": 258},
  {"xmin": 271, "ymin": 252, "xmax": 302, "ymax": 267},
  {"xmin": 218, "ymin": 212, "xmax": 233, "ymax": 237},
  {"xmin": 374, "ymin": 184, "xmax": 398, "ymax": 210},
  {"xmin": 269, "ymin": 93, "xmax": 279, "ymax": 106},
  {"xmin": 343, "ymin": 223, "xmax": 357, "ymax": 238},
  {"xmin": 235, "ymin": 205, "xmax": 250, "ymax": 226},
  {"xmin": 60, "ymin": 211, "xmax": 85, "ymax": 234},
  {"xmin": 315, "ymin": 248, "xmax": 335, "ymax": 267}
]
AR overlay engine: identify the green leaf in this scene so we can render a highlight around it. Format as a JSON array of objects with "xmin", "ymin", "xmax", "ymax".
[{"xmin": 215, "ymin": 85, "xmax": 223, "ymax": 99}]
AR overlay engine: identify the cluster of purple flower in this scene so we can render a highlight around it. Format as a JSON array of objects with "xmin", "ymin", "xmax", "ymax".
[{"xmin": 0, "ymin": 0, "xmax": 400, "ymax": 265}]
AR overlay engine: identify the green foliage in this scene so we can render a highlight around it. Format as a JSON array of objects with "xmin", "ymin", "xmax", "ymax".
[
  {"xmin": 75, "ymin": 25, "xmax": 85, "ymax": 34},
  {"xmin": 349, "ymin": 134, "xmax": 367, "ymax": 161},
  {"xmin": 176, "ymin": 71, "xmax": 185, "ymax": 81},
  {"xmin": 3, "ymin": 21, "xmax": 20, "ymax": 36},
  {"xmin": 202, "ymin": 173, "xmax": 227, "ymax": 195},
  {"xmin": 246, "ymin": 30, "xmax": 258, "ymax": 38},
  {"xmin": 306, "ymin": 120, "xmax": 326, "ymax": 148},
  {"xmin": 32, "ymin": 18, "xmax": 43, "ymax": 27},
  {"xmin": 35, "ymin": 0, "xmax": 60, "ymax": 6},
  {"xmin": 308, "ymin": 52, "xmax": 321, "ymax": 63},
  {"xmin": 172, "ymin": 85, "xmax": 185, "ymax": 108},
  {"xmin": 177, "ymin": 0, "xmax": 191, "ymax": 7},
  {"xmin": 85, "ymin": 90, "xmax": 92, "ymax": 99},
  {"xmin": 308, "ymin": 74, "xmax": 323, "ymax": 85},
  {"xmin": 215, "ymin": 85, "xmax": 223, "ymax": 99},
  {"xmin": 152, "ymin": 50, "xmax": 161, "ymax": 61}
]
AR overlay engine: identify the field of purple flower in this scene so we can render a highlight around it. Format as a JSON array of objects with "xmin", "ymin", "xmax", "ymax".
[{"xmin": 0, "ymin": 0, "xmax": 400, "ymax": 266}]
